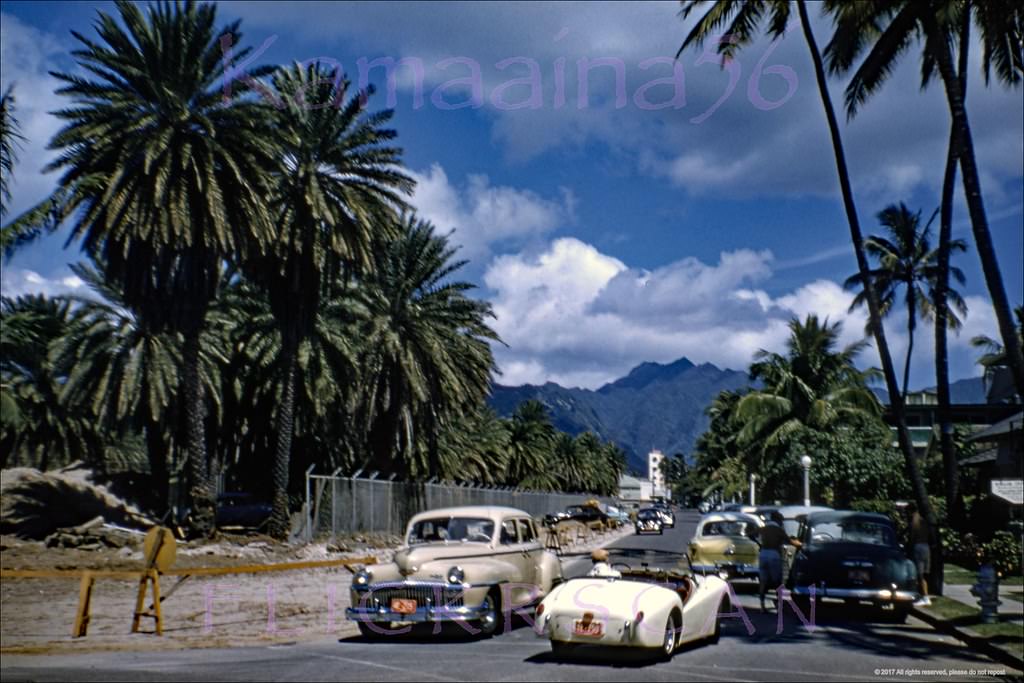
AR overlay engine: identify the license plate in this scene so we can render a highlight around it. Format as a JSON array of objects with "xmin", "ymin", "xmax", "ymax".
[
  {"xmin": 848, "ymin": 569, "xmax": 871, "ymax": 583},
  {"xmin": 573, "ymin": 620, "xmax": 604, "ymax": 637},
  {"xmin": 391, "ymin": 598, "xmax": 417, "ymax": 614}
]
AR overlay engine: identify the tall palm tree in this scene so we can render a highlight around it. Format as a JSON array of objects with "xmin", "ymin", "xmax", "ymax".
[
  {"xmin": 844, "ymin": 203, "xmax": 968, "ymax": 402},
  {"xmin": 736, "ymin": 315, "xmax": 882, "ymax": 468},
  {"xmin": 0, "ymin": 85, "xmax": 23, "ymax": 219},
  {"xmin": 505, "ymin": 399, "xmax": 557, "ymax": 490},
  {"xmin": 972, "ymin": 306, "xmax": 1024, "ymax": 397},
  {"xmin": 359, "ymin": 215, "xmax": 500, "ymax": 480},
  {"xmin": 824, "ymin": 0, "xmax": 1024, "ymax": 402},
  {"xmin": 438, "ymin": 408, "xmax": 511, "ymax": 485},
  {"xmin": 253, "ymin": 63, "xmax": 413, "ymax": 537},
  {"xmin": 46, "ymin": 1, "xmax": 279, "ymax": 535},
  {"xmin": 677, "ymin": 0, "xmax": 931, "ymax": 537}
]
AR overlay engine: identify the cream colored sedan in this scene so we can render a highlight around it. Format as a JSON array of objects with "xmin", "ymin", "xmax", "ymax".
[
  {"xmin": 346, "ymin": 505, "xmax": 563, "ymax": 638},
  {"xmin": 687, "ymin": 512, "xmax": 764, "ymax": 580}
]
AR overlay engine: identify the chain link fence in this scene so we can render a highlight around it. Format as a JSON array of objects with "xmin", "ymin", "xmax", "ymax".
[{"xmin": 304, "ymin": 471, "xmax": 616, "ymax": 540}]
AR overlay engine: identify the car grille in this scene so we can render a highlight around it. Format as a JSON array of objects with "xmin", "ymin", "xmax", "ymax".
[{"xmin": 360, "ymin": 583, "xmax": 466, "ymax": 608}]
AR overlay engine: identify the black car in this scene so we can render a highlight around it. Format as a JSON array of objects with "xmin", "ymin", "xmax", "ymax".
[
  {"xmin": 635, "ymin": 508, "xmax": 664, "ymax": 535},
  {"xmin": 215, "ymin": 492, "xmax": 273, "ymax": 529},
  {"xmin": 544, "ymin": 504, "xmax": 609, "ymax": 527},
  {"xmin": 786, "ymin": 510, "xmax": 919, "ymax": 620},
  {"xmin": 651, "ymin": 503, "xmax": 675, "ymax": 528}
]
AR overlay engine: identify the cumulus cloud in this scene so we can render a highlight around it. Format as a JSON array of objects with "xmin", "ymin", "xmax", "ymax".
[
  {"xmin": 484, "ymin": 238, "xmax": 998, "ymax": 390},
  {"xmin": 0, "ymin": 267, "xmax": 85, "ymax": 300},
  {"xmin": 410, "ymin": 164, "xmax": 575, "ymax": 263}
]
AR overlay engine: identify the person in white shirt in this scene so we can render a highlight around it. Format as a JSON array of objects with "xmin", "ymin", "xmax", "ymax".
[{"xmin": 588, "ymin": 548, "xmax": 622, "ymax": 578}]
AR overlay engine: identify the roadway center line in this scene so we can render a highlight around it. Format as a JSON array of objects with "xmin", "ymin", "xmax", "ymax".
[{"xmin": 309, "ymin": 652, "xmax": 462, "ymax": 681}]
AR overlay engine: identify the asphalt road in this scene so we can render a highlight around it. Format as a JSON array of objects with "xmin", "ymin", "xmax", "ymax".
[{"xmin": 3, "ymin": 509, "xmax": 1020, "ymax": 682}]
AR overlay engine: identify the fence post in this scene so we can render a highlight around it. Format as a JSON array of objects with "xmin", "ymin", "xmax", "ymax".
[
  {"xmin": 304, "ymin": 465, "xmax": 316, "ymax": 542},
  {"xmin": 329, "ymin": 467, "xmax": 342, "ymax": 543}
]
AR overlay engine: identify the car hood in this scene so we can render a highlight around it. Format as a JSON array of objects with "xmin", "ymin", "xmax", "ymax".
[
  {"xmin": 392, "ymin": 544, "xmax": 493, "ymax": 574},
  {"xmin": 542, "ymin": 578, "xmax": 678, "ymax": 617}
]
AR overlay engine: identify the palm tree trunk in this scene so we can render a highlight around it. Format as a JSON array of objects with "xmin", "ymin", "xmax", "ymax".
[
  {"xmin": 269, "ymin": 347, "xmax": 298, "ymax": 539},
  {"xmin": 921, "ymin": 11, "xmax": 1024, "ymax": 403},
  {"xmin": 796, "ymin": 0, "xmax": 936, "ymax": 533},
  {"xmin": 184, "ymin": 329, "xmax": 215, "ymax": 536},
  {"xmin": 903, "ymin": 297, "xmax": 915, "ymax": 403},
  {"xmin": 145, "ymin": 417, "xmax": 169, "ymax": 517}
]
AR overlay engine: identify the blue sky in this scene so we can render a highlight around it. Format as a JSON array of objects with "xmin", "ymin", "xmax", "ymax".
[{"xmin": 2, "ymin": 1, "xmax": 1022, "ymax": 391}]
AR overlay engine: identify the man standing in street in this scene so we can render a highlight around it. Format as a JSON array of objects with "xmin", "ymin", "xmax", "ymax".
[
  {"xmin": 908, "ymin": 502, "xmax": 932, "ymax": 606},
  {"xmin": 758, "ymin": 511, "xmax": 801, "ymax": 612}
]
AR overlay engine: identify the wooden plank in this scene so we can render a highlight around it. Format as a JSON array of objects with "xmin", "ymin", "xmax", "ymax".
[
  {"xmin": 71, "ymin": 572, "xmax": 95, "ymax": 638},
  {"xmin": 1, "ymin": 556, "xmax": 376, "ymax": 580}
]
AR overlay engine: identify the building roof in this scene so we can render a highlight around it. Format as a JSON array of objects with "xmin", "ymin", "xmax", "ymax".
[{"xmin": 966, "ymin": 412, "xmax": 1023, "ymax": 443}]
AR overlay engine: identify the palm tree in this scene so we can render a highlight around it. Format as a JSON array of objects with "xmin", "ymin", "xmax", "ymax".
[
  {"xmin": 253, "ymin": 63, "xmax": 413, "ymax": 537},
  {"xmin": 0, "ymin": 85, "xmax": 23, "ymax": 219},
  {"xmin": 677, "ymin": 0, "xmax": 930, "ymax": 538},
  {"xmin": 824, "ymin": 0, "xmax": 1024, "ymax": 402},
  {"xmin": 359, "ymin": 215, "xmax": 500, "ymax": 480},
  {"xmin": 46, "ymin": 1, "xmax": 279, "ymax": 535},
  {"xmin": 736, "ymin": 316, "xmax": 882, "ymax": 469},
  {"xmin": 972, "ymin": 306, "xmax": 1024, "ymax": 398},
  {"xmin": 844, "ymin": 203, "xmax": 968, "ymax": 402},
  {"xmin": 438, "ymin": 408, "xmax": 511, "ymax": 485},
  {"xmin": 505, "ymin": 400, "xmax": 557, "ymax": 490}
]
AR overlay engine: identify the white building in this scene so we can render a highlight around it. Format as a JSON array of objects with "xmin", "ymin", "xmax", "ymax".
[
  {"xmin": 648, "ymin": 449, "xmax": 665, "ymax": 493},
  {"xmin": 618, "ymin": 474, "xmax": 654, "ymax": 502}
]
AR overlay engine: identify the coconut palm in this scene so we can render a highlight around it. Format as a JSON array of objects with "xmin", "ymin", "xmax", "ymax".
[
  {"xmin": 46, "ymin": 1, "xmax": 279, "ymax": 534},
  {"xmin": 971, "ymin": 306, "xmax": 1024, "ymax": 396},
  {"xmin": 0, "ymin": 85, "xmax": 23, "ymax": 218},
  {"xmin": 824, "ymin": 0, "xmax": 1024, "ymax": 402},
  {"xmin": 252, "ymin": 63, "xmax": 413, "ymax": 537},
  {"xmin": 736, "ymin": 315, "xmax": 882, "ymax": 470},
  {"xmin": 358, "ymin": 215, "xmax": 500, "ymax": 480},
  {"xmin": 844, "ymin": 203, "xmax": 968, "ymax": 401},
  {"xmin": 677, "ymin": 0, "xmax": 930, "ymax": 532}
]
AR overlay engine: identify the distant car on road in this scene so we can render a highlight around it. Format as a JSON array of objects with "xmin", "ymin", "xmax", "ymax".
[
  {"xmin": 688, "ymin": 512, "xmax": 763, "ymax": 580},
  {"xmin": 603, "ymin": 504, "xmax": 630, "ymax": 527},
  {"xmin": 651, "ymin": 503, "xmax": 675, "ymax": 528},
  {"xmin": 786, "ymin": 510, "xmax": 919, "ymax": 621},
  {"xmin": 549, "ymin": 504, "xmax": 611, "ymax": 529},
  {"xmin": 635, "ymin": 508, "xmax": 664, "ymax": 535}
]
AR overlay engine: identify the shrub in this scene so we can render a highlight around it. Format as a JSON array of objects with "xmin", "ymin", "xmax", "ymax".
[
  {"xmin": 981, "ymin": 531, "xmax": 1022, "ymax": 577},
  {"xmin": 941, "ymin": 527, "xmax": 982, "ymax": 569}
]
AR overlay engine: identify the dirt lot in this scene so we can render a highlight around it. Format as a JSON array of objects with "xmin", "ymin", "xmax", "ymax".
[
  {"xmin": 0, "ymin": 533, "xmax": 398, "ymax": 654},
  {"xmin": 1, "ymin": 526, "xmax": 628, "ymax": 655}
]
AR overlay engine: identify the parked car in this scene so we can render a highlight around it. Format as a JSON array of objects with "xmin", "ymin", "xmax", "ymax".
[
  {"xmin": 697, "ymin": 501, "xmax": 711, "ymax": 514},
  {"xmin": 215, "ymin": 492, "xmax": 272, "ymax": 529},
  {"xmin": 775, "ymin": 505, "xmax": 833, "ymax": 575},
  {"xmin": 535, "ymin": 548, "xmax": 730, "ymax": 660},
  {"xmin": 688, "ymin": 512, "xmax": 763, "ymax": 580},
  {"xmin": 347, "ymin": 506, "xmax": 563, "ymax": 638},
  {"xmin": 603, "ymin": 504, "xmax": 630, "ymax": 527},
  {"xmin": 635, "ymin": 508, "xmax": 664, "ymax": 535},
  {"xmin": 786, "ymin": 510, "xmax": 919, "ymax": 621},
  {"xmin": 557, "ymin": 503, "xmax": 611, "ymax": 528}
]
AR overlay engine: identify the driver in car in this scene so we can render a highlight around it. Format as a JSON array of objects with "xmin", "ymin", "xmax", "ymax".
[{"xmin": 588, "ymin": 548, "xmax": 622, "ymax": 578}]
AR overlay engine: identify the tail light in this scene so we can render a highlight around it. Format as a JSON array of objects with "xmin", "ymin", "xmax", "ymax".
[
  {"xmin": 635, "ymin": 611, "xmax": 644, "ymax": 624},
  {"xmin": 536, "ymin": 604, "xmax": 545, "ymax": 618}
]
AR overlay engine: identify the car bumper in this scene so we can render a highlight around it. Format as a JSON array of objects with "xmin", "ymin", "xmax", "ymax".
[
  {"xmin": 346, "ymin": 603, "xmax": 492, "ymax": 623},
  {"xmin": 347, "ymin": 581, "xmax": 491, "ymax": 624},
  {"xmin": 790, "ymin": 586, "xmax": 919, "ymax": 602},
  {"xmin": 692, "ymin": 562, "xmax": 758, "ymax": 578}
]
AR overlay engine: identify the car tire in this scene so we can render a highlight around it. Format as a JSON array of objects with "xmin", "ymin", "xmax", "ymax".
[
  {"xmin": 357, "ymin": 621, "xmax": 385, "ymax": 641},
  {"xmin": 475, "ymin": 588, "xmax": 502, "ymax": 638},
  {"xmin": 710, "ymin": 596, "xmax": 729, "ymax": 644},
  {"xmin": 656, "ymin": 610, "xmax": 681, "ymax": 661},
  {"xmin": 550, "ymin": 640, "xmax": 576, "ymax": 658},
  {"xmin": 885, "ymin": 604, "xmax": 910, "ymax": 624},
  {"xmin": 658, "ymin": 529, "xmax": 663, "ymax": 535}
]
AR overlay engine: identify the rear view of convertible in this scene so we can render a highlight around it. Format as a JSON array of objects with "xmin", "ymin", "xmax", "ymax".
[{"xmin": 535, "ymin": 548, "xmax": 730, "ymax": 660}]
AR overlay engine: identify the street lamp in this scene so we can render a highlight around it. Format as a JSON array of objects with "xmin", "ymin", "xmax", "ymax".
[
  {"xmin": 800, "ymin": 455, "xmax": 812, "ymax": 507},
  {"xmin": 749, "ymin": 473, "xmax": 757, "ymax": 506}
]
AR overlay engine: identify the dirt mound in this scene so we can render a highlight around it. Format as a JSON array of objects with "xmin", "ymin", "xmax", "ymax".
[{"xmin": 0, "ymin": 467, "xmax": 155, "ymax": 540}]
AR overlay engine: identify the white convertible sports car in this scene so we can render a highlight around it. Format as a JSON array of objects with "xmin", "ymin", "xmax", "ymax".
[{"xmin": 535, "ymin": 548, "xmax": 731, "ymax": 660}]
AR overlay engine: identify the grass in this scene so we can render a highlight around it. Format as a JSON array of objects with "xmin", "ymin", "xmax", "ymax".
[
  {"xmin": 1006, "ymin": 591, "xmax": 1023, "ymax": 605},
  {"xmin": 944, "ymin": 564, "xmax": 1024, "ymax": 587},
  {"xmin": 922, "ymin": 596, "xmax": 1024, "ymax": 662}
]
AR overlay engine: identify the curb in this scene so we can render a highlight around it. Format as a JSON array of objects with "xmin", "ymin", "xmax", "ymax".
[{"xmin": 912, "ymin": 606, "xmax": 1024, "ymax": 672}]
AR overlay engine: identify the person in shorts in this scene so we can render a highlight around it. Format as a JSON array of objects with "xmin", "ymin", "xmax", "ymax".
[
  {"xmin": 758, "ymin": 511, "xmax": 801, "ymax": 612},
  {"xmin": 907, "ymin": 502, "xmax": 931, "ymax": 606}
]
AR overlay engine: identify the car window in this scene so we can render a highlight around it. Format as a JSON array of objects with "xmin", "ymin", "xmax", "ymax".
[
  {"xmin": 500, "ymin": 519, "xmax": 519, "ymax": 545},
  {"xmin": 809, "ymin": 519, "xmax": 896, "ymax": 546},
  {"xmin": 517, "ymin": 519, "xmax": 536, "ymax": 543},
  {"xmin": 408, "ymin": 517, "xmax": 495, "ymax": 545},
  {"xmin": 701, "ymin": 521, "xmax": 749, "ymax": 537}
]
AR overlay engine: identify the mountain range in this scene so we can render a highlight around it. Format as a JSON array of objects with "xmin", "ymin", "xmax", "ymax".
[
  {"xmin": 489, "ymin": 357, "xmax": 989, "ymax": 475},
  {"xmin": 488, "ymin": 357, "xmax": 749, "ymax": 474}
]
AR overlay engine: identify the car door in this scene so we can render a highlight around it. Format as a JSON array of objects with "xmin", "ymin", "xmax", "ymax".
[
  {"xmin": 516, "ymin": 518, "xmax": 541, "ymax": 586},
  {"xmin": 499, "ymin": 517, "xmax": 531, "ymax": 606}
]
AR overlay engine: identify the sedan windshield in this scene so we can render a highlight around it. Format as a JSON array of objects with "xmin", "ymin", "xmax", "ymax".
[
  {"xmin": 701, "ymin": 521, "xmax": 754, "ymax": 538},
  {"xmin": 407, "ymin": 517, "xmax": 495, "ymax": 545},
  {"xmin": 809, "ymin": 520, "xmax": 896, "ymax": 546}
]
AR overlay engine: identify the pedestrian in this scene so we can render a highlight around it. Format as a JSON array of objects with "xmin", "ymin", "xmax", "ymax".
[
  {"xmin": 907, "ymin": 502, "xmax": 931, "ymax": 606},
  {"xmin": 758, "ymin": 511, "xmax": 801, "ymax": 612}
]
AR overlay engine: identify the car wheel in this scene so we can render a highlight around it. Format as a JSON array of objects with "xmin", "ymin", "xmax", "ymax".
[
  {"xmin": 709, "ymin": 596, "xmax": 729, "ymax": 644},
  {"xmin": 475, "ymin": 589, "xmax": 502, "ymax": 638},
  {"xmin": 657, "ymin": 611, "xmax": 681, "ymax": 661},
  {"xmin": 885, "ymin": 603, "xmax": 910, "ymax": 624}
]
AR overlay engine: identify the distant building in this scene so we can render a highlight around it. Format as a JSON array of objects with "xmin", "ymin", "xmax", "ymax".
[
  {"xmin": 648, "ymin": 449, "xmax": 665, "ymax": 491},
  {"xmin": 882, "ymin": 388, "xmax": 1019, "ymax": 458},
  {"xmin": 618, "ymin": 474, "xmax": 654, "ymax": 502}
]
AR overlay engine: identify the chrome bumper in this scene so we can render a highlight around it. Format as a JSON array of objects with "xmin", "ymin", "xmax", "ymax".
[
  {"xmin": 346, "ymin": 603, "xmax": 491, "ymax": 623},
  {"xmin": 692, "ymin": 562, "xmax": 758, "ymax": 578},
  {"xmin": 790, "ymin": 586, "xmax": 919, "ymax": 602},
  {"xmin": 346, "ymin": 580, "xmax": 486, "ymax": 623}
]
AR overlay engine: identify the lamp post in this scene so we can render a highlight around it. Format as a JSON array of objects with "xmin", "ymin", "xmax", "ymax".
[
  {"xmin": 749, "ymin": 473, "xmax": 757, "ymax": 506},
  {"xmin": 800, "ymin": 455, "xmax": 812, "ymax": 507}
]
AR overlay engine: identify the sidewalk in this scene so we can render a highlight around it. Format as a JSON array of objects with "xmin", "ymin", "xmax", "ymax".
[{"xmin": 913, "ymin": 579, "xmax": 1024, "ymax": 671}]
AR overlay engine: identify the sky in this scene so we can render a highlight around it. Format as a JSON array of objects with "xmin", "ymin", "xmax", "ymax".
[{"xmin": 2, "ymin": 1, "xmax": 1022, "ymax": 392}]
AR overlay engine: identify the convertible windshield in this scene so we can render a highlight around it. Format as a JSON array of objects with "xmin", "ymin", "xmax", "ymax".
[
  {"xmin": 407, "ymin": 517, "xmax": 495, "ymax": 545},
  {"xmin": 809, "ymin": 520, "xmax": 896, "ymax": 546}
]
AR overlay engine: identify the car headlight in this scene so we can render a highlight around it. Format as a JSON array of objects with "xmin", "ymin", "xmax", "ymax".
[
  {"xmin": 447, "ymin": 566, "xmax": 466, "ymax": 584},
  {"xmin": 354, "ymin": 568, "xmax": 373, "ymax": 587}
]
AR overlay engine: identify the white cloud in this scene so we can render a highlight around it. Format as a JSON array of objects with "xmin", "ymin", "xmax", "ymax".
[
  {"xmin": 1, "ymin": 267, "xmax": 85, "ymax": 299},
  {"xmin": 484, "ymin": 238, "xmax": 997, "ymax": 390},
  {"xmin": 410, "ymin": 164, "xmax": 574, "ymax": 263}
]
